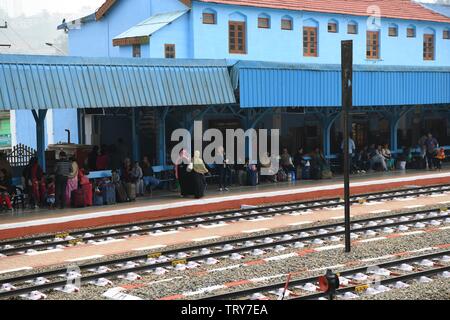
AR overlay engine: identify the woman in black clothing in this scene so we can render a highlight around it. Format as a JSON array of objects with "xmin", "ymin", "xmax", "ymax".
[
  {"xmin": 175, "ymin": 149, "xmax": 192, "ymax": 197},
  {"xmin": 192, "ymin": 151, "xmax": 209, "ymax": 199}
]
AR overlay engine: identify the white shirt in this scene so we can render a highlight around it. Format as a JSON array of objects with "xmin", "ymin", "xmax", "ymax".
[{"xmin": 341, "ymin": 138, "xmax": 356, "ymax": 154}]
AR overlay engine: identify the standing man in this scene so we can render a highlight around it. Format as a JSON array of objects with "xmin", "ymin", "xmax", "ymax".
[
  {"xmin": 216, "ymin": 146, "xmax": 230, "ymax": 192},
  {"xmin": 341, "ymin": 134, "xmax": 356, "ymax": 173},
  {"xmin": 54, "ymin": 151, "xmax": 72, "ymax": 209},
  {"xmin": 425, "ymin": 133, "xmax": 439, "ymax": 170},
  {"xmin": 418, "ymin": 133, "xmax": 428, "ymax": 169}
]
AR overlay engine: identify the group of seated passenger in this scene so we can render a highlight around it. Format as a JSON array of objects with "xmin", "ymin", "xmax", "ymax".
[{"xmin": 353, "ymin": 143, "xmax": 394, "ymax": 173}]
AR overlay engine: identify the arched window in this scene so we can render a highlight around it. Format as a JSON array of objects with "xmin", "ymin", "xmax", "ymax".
[
  {"xmin": 347, "ymin": 20, "xmax": 358, "ymax": 34},
  {"xmin": 407, "ymin": 25, "xmax": 416, "ymax": 38},
  {"xmin": 202, "ymin": 8, "xmax": 217, "ymax": 25},
  {"xmin": 281, "ymin": 15, "xmax": 293, "ymax": 30},
  {"xmin": 229, "ymin": 12, "xmax": 247, "ymax": 54},
  {"xmin": 258, "ymin": 13, "xmax": 271, "ymax": 29},
  {"xmin": 229, "ymin": 11, "xmax": 246, "ymax": 22},
  {"xmin": 303, "ymin": 19, "xmax": 319, "ymax": 57},
  {"xmin": 328, "ymin": 19, "xmax": 338, "ymax": 33},
  {"xmin": 388, "ymin": 23, "xmax": 398, "ymax": 37}
]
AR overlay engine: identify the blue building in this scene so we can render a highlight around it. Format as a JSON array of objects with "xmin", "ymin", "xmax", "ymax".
[{"xmin": 10, "ymin": 0, "xmax": 447, "ymax": 165}]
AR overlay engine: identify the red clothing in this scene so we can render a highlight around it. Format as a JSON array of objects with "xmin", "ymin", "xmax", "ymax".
[
  {"xmin": 96, "ymin": 155, "xmax": 109, "ymax": 170},
  {"xmin": 0, "ymin": 193, "xmax": 12, "ymax": 209},
  {"xmin": 47, "ymin": 183, "xmax": 55, "ymax": 196}
]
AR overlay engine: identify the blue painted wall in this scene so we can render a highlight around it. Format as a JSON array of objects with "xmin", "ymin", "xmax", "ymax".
[
  {"xmin": 69, "ymin": 0, "xmax": 152, "ymax": 57},
  {"xmin": 14, "ymin": 109, "xmax": 78, "ymax": 150},
  {"xmin": 148, "ymin": 13, "xmax": 191, "ymax": 59},
  {"xmin": 191, "ymin": 2, "xmax": 450, "ymax": 66},
  {"xmin": 65, "ymin": 0, "xmax": 450, "ymax": 66}
]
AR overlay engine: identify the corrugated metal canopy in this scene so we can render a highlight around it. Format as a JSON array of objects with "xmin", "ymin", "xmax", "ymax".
[
  {"xmin": 113, "ymin": 10, "xmax": 189, "ymax": 41},
  {"xmin": 231, "ymin": 60, "xmax": 450, "ymax": 108},
  {"xmin": 0, "ymin": 55, "xmax": 236, "ymax": 110}
]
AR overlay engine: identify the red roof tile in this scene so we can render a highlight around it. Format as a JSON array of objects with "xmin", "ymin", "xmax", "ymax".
[{"xmin": 197, "ymin": 0, "xmax": 450, "ymax": 23}]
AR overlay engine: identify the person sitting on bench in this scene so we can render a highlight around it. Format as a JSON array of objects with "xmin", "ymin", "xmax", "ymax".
[
  {"xmin": 141, "ymin": 156, "xmax": 160, "ymax": 193},
  {"xmin": 0, "ymin": 169, "xmax": 13, "ymax": 210}
]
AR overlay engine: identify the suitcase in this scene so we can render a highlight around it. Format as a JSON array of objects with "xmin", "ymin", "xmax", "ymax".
[
  {"xmin": 115, "ymin": 182, "xmax": 128, "ymax": 203},
  {"xmin": 82, "ymin": 183, "xmax": 93, "ymax": 206},
  {"xmin": 93, "ymin": 192, "xmax": 104, "ymax": 206},
  {"xmin": 126, "ymin": 183, "xmax": 136, "ymax": 201},
  {"xmin": 321, "ymin": 169, "xmax": 333, "ymax": 179},
  {"xmin": 71, "ymin": 189, "xmax": 87, "ymax": 208},
  {"xmin": 302, "ymin": 167, "xmax": 311, "ymax": 180},
  {"xmin": 296, "ymin": 167, "xmax": 302, "ymax": 180},
  {"xmin": 277, "ymin": 170, "xmax": 287, "ymax": 182},
  {"xmin": 247, "ymin": 170, "xmax": 257, "ymax": 186},
  {"xmin": 103, "ymin": 183, "xmax": 116, "ymax": 205},
  {"xmin": 311, "ymin": 167, "xmax": 321, "ymax": 180}
]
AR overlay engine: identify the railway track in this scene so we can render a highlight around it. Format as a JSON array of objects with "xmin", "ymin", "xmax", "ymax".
[
  {"xmin": 1, "ymin": 183, "xmax": 450, "ymax": 257},
  {"xmin": 201, "ymin": 250, "xmax": 450, "ymax": 300},
  {"xmin": 1, "ymin": 207, "xmax": 449, "ymax": 300}
]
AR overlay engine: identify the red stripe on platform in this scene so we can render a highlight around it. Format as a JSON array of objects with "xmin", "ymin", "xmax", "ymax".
[
  {"xmin": 386, "ymin": 234, "xmax": 403, "ymax": 239},
  {"xmin": 159, "ymin": 294, "xmax": 185, "ymax": 300},
  {"xmin": 436, "ymin": 243, "xmax": 450, "ymax": 249},
  {"xmin": 120, "ymin": 283, "xmax": 146, "ymax": 290},
  {"xmin": 224, "ymin": 279, "xmax": 252, "ymax": 287},
  {"xmin": 1, "ymin": 176, "xmax": 449, "ymax": 240},
  {"xmin": 245, "ymin": 259, "xmax": 266, "ymax": 266},
  {"xmin": 297, "ymin": 249, "xmax": 316, "ymax": 256}
]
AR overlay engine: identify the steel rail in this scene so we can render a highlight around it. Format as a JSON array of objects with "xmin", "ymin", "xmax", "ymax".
[
  {"xmin": 2, "ymin": 183, "xmax": 449, "ymax": 256},
  {"xmin": 0, "ymin": 209, "xmax": 448, "ymax": 299}
]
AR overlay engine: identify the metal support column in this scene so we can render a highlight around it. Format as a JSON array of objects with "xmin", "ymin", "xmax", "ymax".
[
  {"xmin": 341, "ymin": 40, "xmax": 353, "ymax": 253},
  {"xmin": 32, "ymin": 109, "xmax": 48, "ymax": 171},
  {"xmin": 389, "ymin": 115, "xmax": 400, "ymax": 153},
  {"xmin": 77, "ymin": 109, "xmax": 86, "ymax": 145},
  {"xmin": 158, "ymin": 107, "xmax": 169, "ymax": 165},
  {"xmin": 131, "ymin": 108, "xmax": 140, "ymax": 162}
]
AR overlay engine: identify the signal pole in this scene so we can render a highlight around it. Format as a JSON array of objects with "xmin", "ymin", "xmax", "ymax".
[
  {"xmin": 0, "ymin": 21, "xmax": 12, "ymax": 49},
  {"xmin": 341, "ymin": 40, "xmax": 353, "ymax": 253}
]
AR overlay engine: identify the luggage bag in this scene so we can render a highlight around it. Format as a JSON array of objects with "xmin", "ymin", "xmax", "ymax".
[
  {"xmin": 82, "ymin": 183, "xmax": 93, "ymax": 206},
  {"xmin": 71, "ymin": 189, "xmax": 87, "ymax": 208},
  {"xmin": 103, "ymin": 183, "xmax": 116, "ymax": 205},
  {"xmin": 126, "ymin": 183, "xmax": 137, "ymax": 201},
  {"xmin": 115, "ymin": 182, "xmax": 128, "ymax": 203}
]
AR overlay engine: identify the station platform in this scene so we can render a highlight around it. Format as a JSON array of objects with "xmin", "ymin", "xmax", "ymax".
[{"xmin": 0, "ymin": 169, "xmax": 449, "ymax": 240}]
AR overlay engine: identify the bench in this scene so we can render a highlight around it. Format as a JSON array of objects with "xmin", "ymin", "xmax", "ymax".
[
  {"xmin": 205, "ymin": 164, "xmax": 221, "ymax": 184},
  {"xmin": 87, "ymin": 170, "xmax": 113, "ymax": 180},
  {"xmin": 152, "ymin": 165, "xmax": 176, "ymax": 190}
]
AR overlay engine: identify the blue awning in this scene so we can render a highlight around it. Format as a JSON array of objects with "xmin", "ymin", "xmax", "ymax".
[
  {"xmin": 0, "ymin": 55, "xmax": 236, "ymax": 111},
  {"xmin": 231, "ymin": 60, "xmax": 450, "ymax": 108},
  {"xmin": 113, "ymin": 10, "xmax": 189, "ymax": 43}
]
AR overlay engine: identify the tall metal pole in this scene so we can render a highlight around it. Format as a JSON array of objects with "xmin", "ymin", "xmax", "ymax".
[{"xmin": 341, "ymin": 40, "xmax": 353, "ymax": 253}]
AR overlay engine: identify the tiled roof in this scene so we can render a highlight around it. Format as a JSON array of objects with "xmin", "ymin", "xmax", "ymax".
[
  {"xmin": 420, "ymin": 3, "xmax": 450, "ymax": 18},
  {"xmin": 197, "ymin": 0, "xmax": 450, "ymax": 23}
]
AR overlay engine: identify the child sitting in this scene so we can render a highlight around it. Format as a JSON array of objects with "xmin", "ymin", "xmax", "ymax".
[
  {"xmin": 0, "ymin": 169, "xmax": 12, "ymax": 210},
  {"xmin": 435, "ymin": 148, "xmax": 446, "ymax": 171},
  {"xmin": 46, "ymin": 177, "xmax": 56, "ymax": 209}
]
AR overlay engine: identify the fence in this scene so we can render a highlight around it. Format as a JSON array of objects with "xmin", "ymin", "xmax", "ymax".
[{"xmin": 6, "ymin": 144, "xmax": 37, "ymax": 167}]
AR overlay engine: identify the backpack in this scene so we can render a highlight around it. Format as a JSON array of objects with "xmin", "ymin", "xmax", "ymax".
[{"xmin": 277, "ymin": 170, "xmax": 287, "ymax": 182}]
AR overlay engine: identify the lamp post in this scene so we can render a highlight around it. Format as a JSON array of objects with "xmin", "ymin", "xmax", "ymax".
[{"xmin": 45, "ymin": 42, "xmax": 67, "ymax": 55}]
